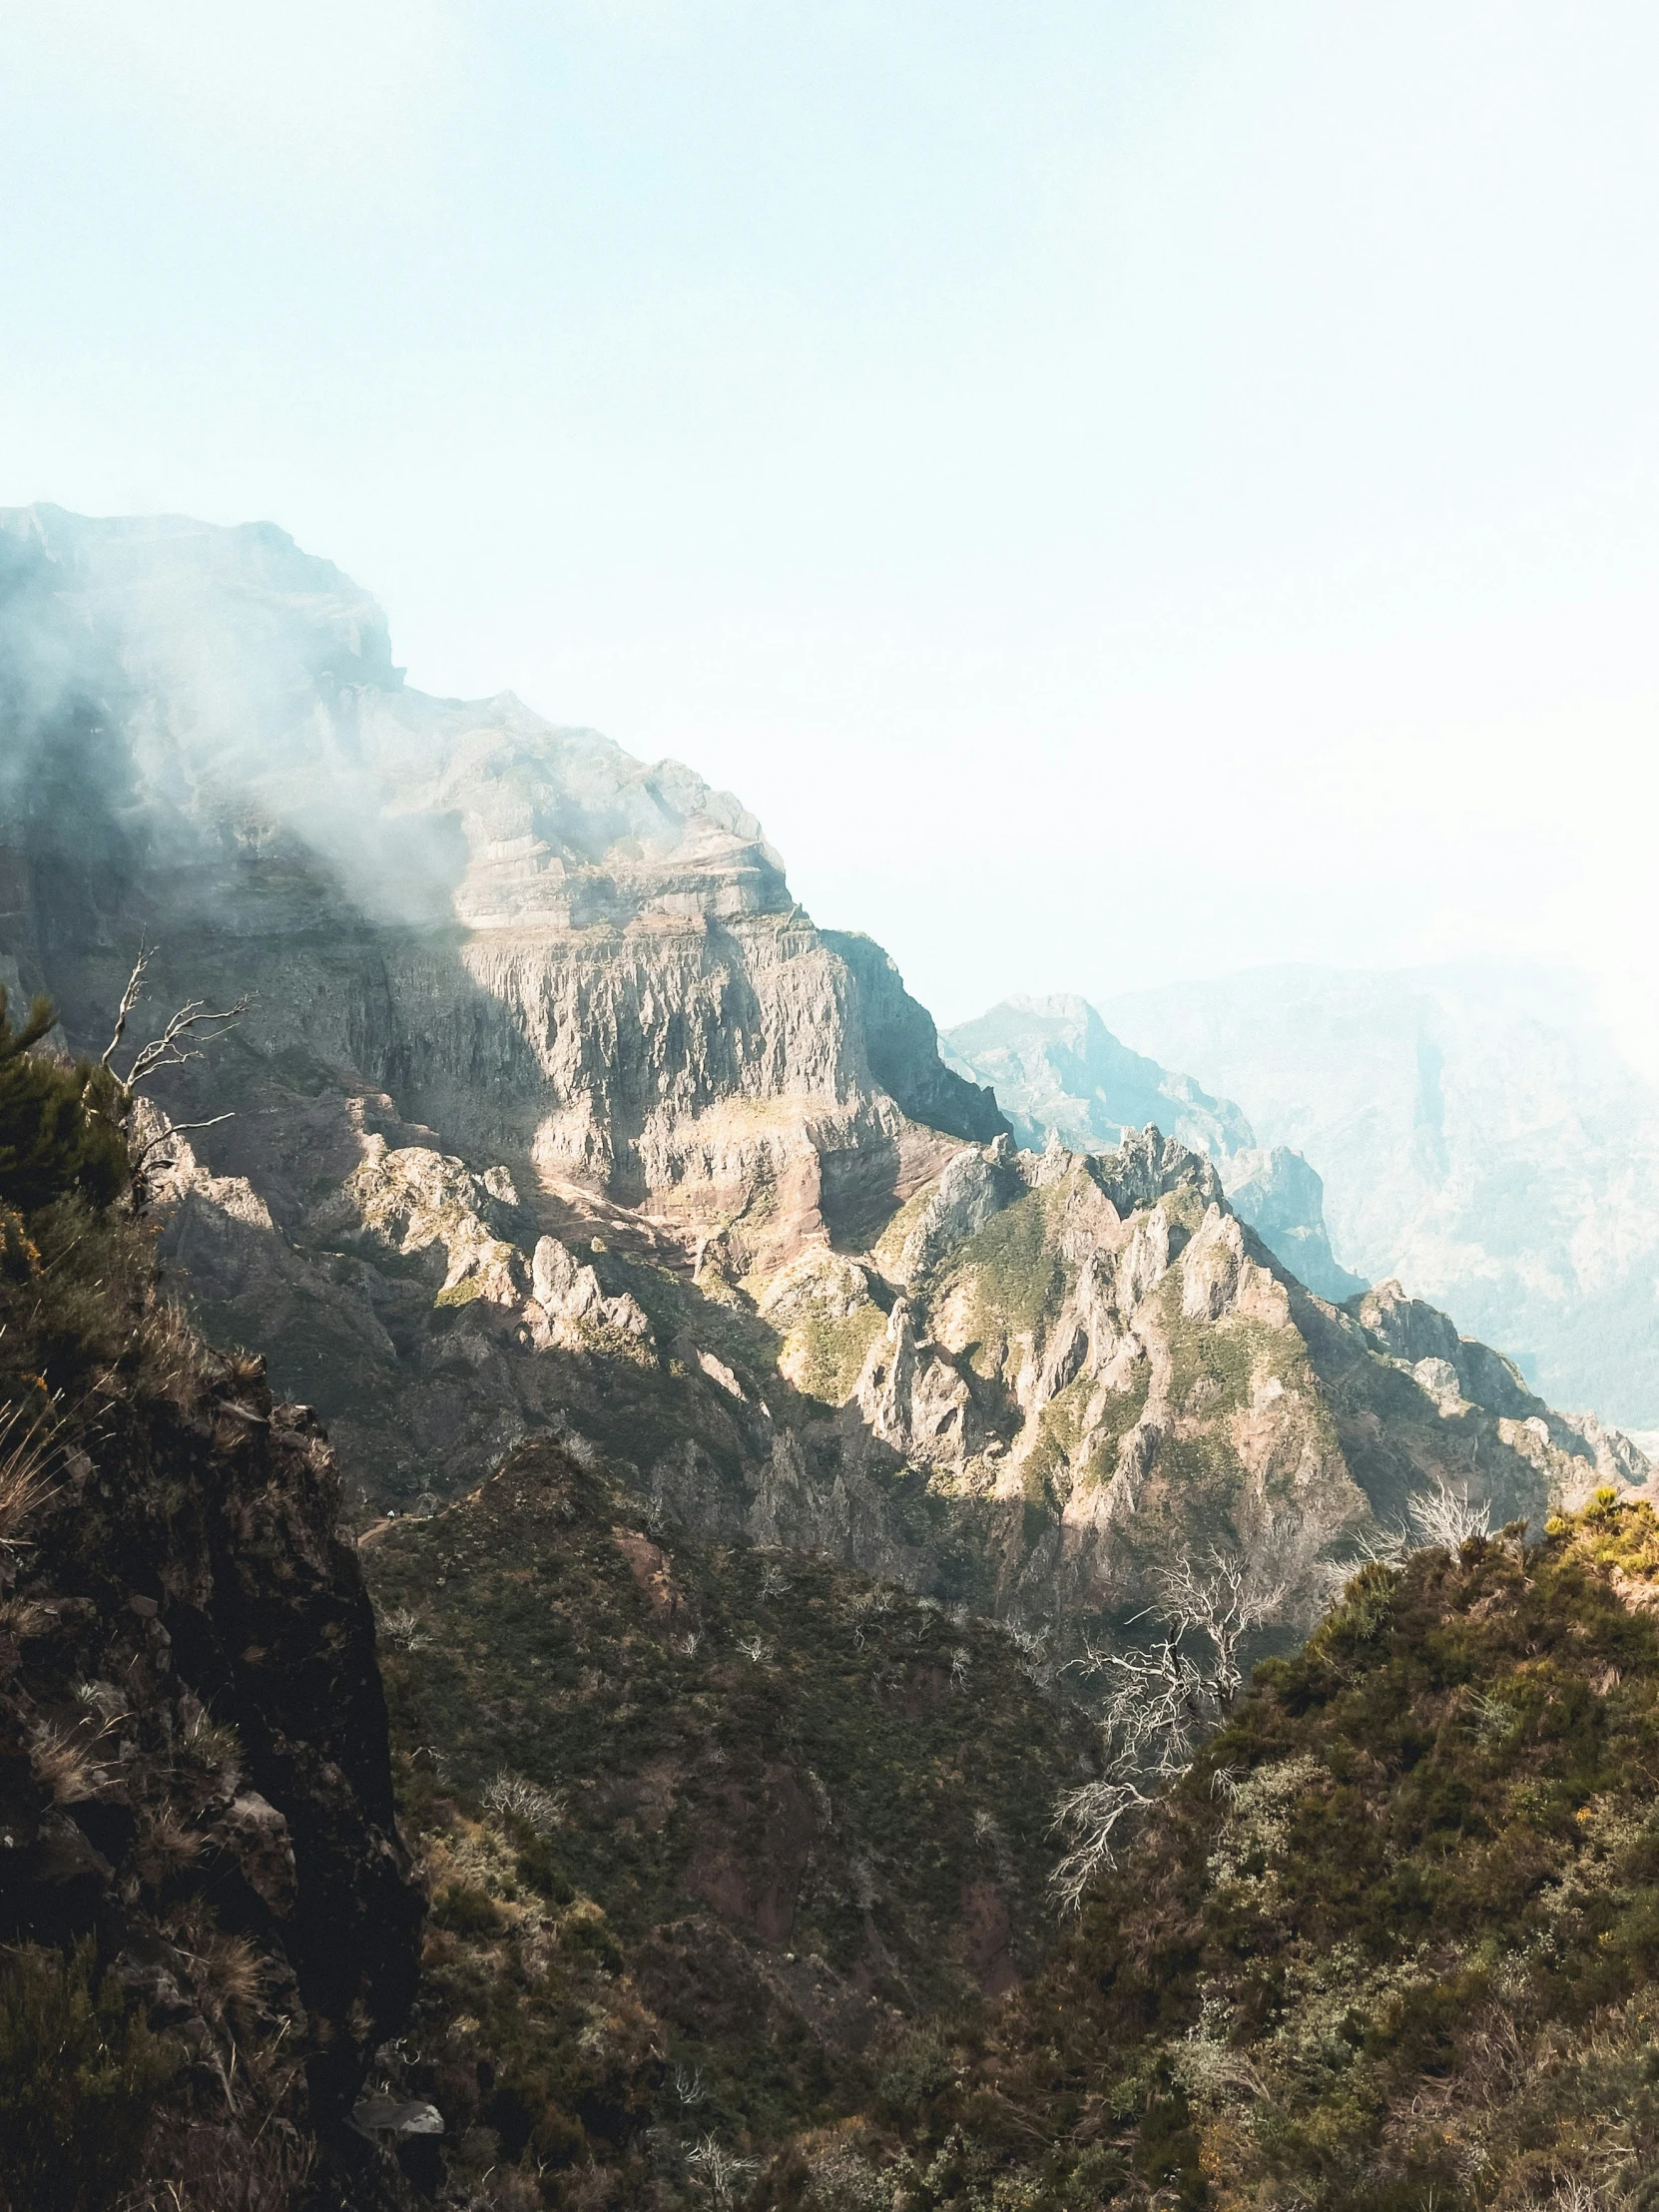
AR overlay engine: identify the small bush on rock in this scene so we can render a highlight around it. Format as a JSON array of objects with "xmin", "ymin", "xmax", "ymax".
[
  {"xmin": 0, "ymin": 988, "xmax": 128, "ymax": 1220},
  {"xmin": 0, "ymin": 1938, "xmax": 178, "ymax": 2212}
]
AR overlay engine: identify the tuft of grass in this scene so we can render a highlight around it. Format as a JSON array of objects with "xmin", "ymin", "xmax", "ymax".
[
  {"xmin": 180, "ymin": 1710, "xmax": 243, "ymax": 1779},
  {"xmin": 195, "ymin": 1933, "xmax": 265, "ymax": 2026},
  {"xmin": 134, "ymin": 1802, "xmax": 202, "ymax": 1885},
  {"xmin": 29, "ymin": 1721, "xmax": 108, "ymax": 1806},
  {"xmin": 0, "ymin": 1401, "xmax": 58, "ymax": 1554}
]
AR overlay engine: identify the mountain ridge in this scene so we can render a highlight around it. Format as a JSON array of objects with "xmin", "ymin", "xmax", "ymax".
[
  {"xmin": 5, "ymin": 505, "xmax": 1659, "ymax": 2208},
  {"xmin": 1102, "ymin": 961, "xmax": 1659, "ymax": 1425},
  {"xmin": 943, "ymin": 991, "xmax": 1365, "ymax": 1305},
  {"xmin": 0, "ymin": 505, "xmax": 1640, "ymax": 1629}
]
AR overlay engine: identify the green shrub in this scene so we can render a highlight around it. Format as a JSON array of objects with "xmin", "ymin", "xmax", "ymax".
[
  {"xmin": 432, "ymin": 1880, "xmax": 506, "ymax": 1936},
  {"xmin": 0, "ymin": 1938, "xmax": 178, "ymax": 2212},
  {"xmin": 0, "ymin": 989, "xmax": 128, "ymax": 1220}
]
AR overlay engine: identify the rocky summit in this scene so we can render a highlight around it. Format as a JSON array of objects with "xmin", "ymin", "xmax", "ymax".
[
  {"xmin": 3, "ymin": 507, "xmax": 1657, "ymax": 2210},
  {"xmin": 1103, "ymin": 961, "xmax": 1659, "ymax": 1429},
  {"xmin": 943, "ymin": 991, "xmax": 1366, "ymax": 1304}
]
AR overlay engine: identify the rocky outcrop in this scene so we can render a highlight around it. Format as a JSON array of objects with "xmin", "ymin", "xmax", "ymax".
[
  {"xmin": 1224, "ymin": 1144, "xmax": 1363, "ymax": 1303},
  {"xmin": 944, "ymin": 993, "xmax": 1365, "ymax": 1302},
  {"xmin": 876, "ymin": 1138, "xmax": 1024, "ymax": 1285},
  {"xmin": 854, "ymin": 1300, "xmax": 984, "ymax": 1465},
  {"xmin": 1101, "ymin": 961, "xmax": 1659, "ymax": 1426},
  {"xmin": 824, "ymin": 931, "xmax": 1005, "ymax": 1145},
  {"xmin": 1350, "ymin": 1277, "xmax": 1535, "ymax": 1417},
  {"xmin": 318, "ymin": 1139, "xmax": 530, "ymax": 1309},
  {"xmin": 528, "ymin": 1234, "xmax": 654, "ymax": 1353}
]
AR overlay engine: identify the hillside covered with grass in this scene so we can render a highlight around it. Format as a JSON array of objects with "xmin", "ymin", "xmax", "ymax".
[
  {"xmin": 361, "ymin": 1439, "xmax": 1097, "ymax": 2203},
  {"xmin": 808, "ymin": 1494, "xmax": 1659, "ymax": 2212}
]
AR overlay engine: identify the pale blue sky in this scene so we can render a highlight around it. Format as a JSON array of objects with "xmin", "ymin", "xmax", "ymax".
[{"xmin": 4, "ymin": 3, "xmax": 1658, "ymax": 1054}]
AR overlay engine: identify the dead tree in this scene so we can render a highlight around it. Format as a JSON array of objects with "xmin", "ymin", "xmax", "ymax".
[
  {"xmin": 1314, "ymin": 1476, "xmax": 1493, "ymax": 1599},
  {"xmin": 1050, "ymin": 1549, "xmax": 1285, "ymax": 1916},
  {"xmin": 92, "ymin": 942, "xmax": 249, "ymax": 1194}
]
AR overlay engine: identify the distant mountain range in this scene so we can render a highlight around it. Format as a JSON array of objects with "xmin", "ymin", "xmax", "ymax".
[{"xmin": 1101, "ymin": 963, "xmax": 1659, "ymax": 1427}]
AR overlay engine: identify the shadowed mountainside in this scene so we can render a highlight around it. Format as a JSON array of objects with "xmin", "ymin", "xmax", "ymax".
[{"xmin": 0, "ymin": 999, "xmax": 423, "ymax": 2209}]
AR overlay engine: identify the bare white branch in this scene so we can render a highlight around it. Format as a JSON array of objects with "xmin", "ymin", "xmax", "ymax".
[
  {"xmin": 1048, "ymin": 1547, "xmax": 1286, "ymax": 1916},
  {"xmin": 99, "ymin": 941, "xmax": 250, "ymax": 1097},
  {"xmin": 481, "ymin": 1770, "xmax": 566, "ymax": 1836},
  {"xmin": 1406, "ymin": 1477, "xmax": 1491, "ymax": 1553},
  {"xmin": 1153, "ymin": 1550, "xmax": 1288, "ymax": 1706},
  {"xmin": 686, "ymin": 2136, "xmax": 759, "ymax": 2207},
  {"xmin": 1316, "ymin": 1476, "xmax": 1494, "ymax": 1599},
  {"xmin": 1049, "ymin": 1774, "xmax": 1157, "ymax": 1917},
  {"xmin": 100, "ymin": 941, "xmax": 156, "ymax": 1072},
  {"xmin": 123, "ymin": 992, "xmax": 250, "ymax": 1092},
  {"xmin": 125, "ymin": 1112, "xmax": 236, "ymax": 1180}
]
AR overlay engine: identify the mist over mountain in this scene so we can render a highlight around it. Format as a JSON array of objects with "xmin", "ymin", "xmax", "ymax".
[
  {"xmin": 0, "ymin": 498, "xmax": 1638, "ymax": 1579},
  {"xmin": 1104, "ymin": 963, "xmax": 1659, "ymax": 1428}
]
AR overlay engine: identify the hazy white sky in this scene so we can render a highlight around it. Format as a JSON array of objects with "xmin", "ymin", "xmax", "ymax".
[{"xmin": 3, "ymin": 3, "xmax": 1657, "ymax": 1051}]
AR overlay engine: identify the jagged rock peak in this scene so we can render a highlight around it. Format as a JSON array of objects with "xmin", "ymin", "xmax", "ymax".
[{"xmin": 945, "ymin": 991, "xmax": 1363, "ymax": 1303}]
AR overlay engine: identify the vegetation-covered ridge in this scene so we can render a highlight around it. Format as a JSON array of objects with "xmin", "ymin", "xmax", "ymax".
[
  {"xmin": 359, "ymin": 1435, "xmax": 1097, "ymax": 2205},
  {"xmin": 812, "ymin": 1493, "xmax": 1659, "ymax": 2212},
  {"xmin": 0, "ymin": 984, "xmax": 422, "ymax": 2210}
]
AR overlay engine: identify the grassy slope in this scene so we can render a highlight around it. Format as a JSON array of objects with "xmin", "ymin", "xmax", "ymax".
[
  {"xmin": 362, "ymin": 1439, "xmax": 1098, "ymax": 2204},
  {"xmin": 830, "ymin": 1493, "xmax": 1659, "ymax": 2212}
]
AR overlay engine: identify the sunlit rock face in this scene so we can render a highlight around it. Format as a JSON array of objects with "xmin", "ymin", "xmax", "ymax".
[
  {"xmin": 0, "ymin": 504, "xmax": 999, "ymax": 1245},
  {"xmin": 944, "ymin": 993, "xmax": 1365, "ymax": 1304}
]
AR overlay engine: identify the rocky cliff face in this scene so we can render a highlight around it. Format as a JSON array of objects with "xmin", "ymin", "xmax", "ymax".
[
  {"xmin": 0, "ymin": 507, "xmax": 1645, "ymax": 1661},
  {"xmin": 143, "ymin": 1097, "xmax": 1648, "ymax": 1647},
  {"xmin": 0, "ymin": 504, "xmax": 995, "ymax": 1231},
  {"xmin": 943, "ymin": 992, "xmax": 1365, "ymax": 1303}
]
